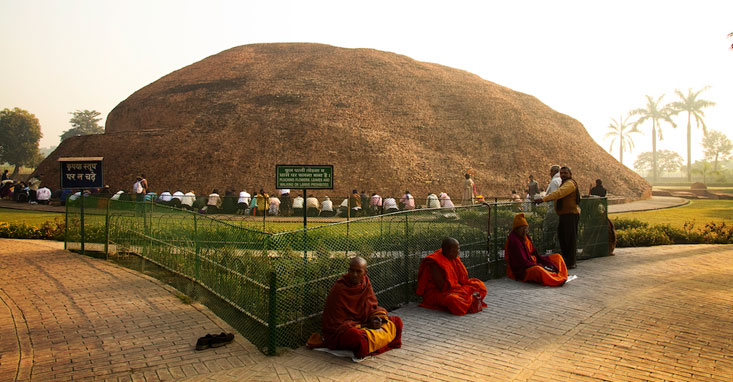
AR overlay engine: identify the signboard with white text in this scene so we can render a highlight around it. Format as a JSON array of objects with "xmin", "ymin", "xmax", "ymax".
[
  {"xmin": 275, "ymin": 165, "xmax": 333, "ymax": 189},
  {"xmin": 59, "ymin": 157, "xmax": 104, "ymax": 189}
]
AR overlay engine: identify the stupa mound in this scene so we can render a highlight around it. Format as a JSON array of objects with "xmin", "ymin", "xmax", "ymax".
[{"xmin": 37, "ymin": 43, "xmax": 650, "ymax": 201}]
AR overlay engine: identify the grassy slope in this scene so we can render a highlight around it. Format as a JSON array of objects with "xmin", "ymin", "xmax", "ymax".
[{"xmin": 610, "ymin": 199, "xmax": 733, "ymax": 228}]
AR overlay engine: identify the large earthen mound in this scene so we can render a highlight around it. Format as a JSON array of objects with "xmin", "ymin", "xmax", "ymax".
[{"xmin": 36, "ymin": 43, "xmax": 650, "ymax": 201}]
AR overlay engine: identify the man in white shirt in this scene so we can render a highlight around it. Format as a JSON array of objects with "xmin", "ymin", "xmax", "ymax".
[
  {"xmin": 542, "ymin": 165, "xmax": 562, "ymax": 253},
  {"xmin": 237, "ymin": 190, "xmax": 251, "ymax": 214},
  {"xmin": 426, "ymin": 193, "xmax": 440, "ymax": 209},
  {"xmin": 306, "ymin": 195, "xmax": 320, "ymax": 217},
  {"xmin": 320, "ymin": 196, "xmax": 334, "ymax": 217},
  {"xmin": 182, "ymin": 190, "xmax": 196, "ymax": 210},
  {"xmin": 292, "ymin": 194, "xmax": 305, "ymax": 216},
  {"xmin": 383, "ymin": 197, "xmax": 399, "ymax": 213},
  {"xmin": 36, "ymin": 186, "xmax": 51, "ymax": 205},
  {"xmin": 158, "ymin": 190, "xmax": 172, "ymax": 205}
]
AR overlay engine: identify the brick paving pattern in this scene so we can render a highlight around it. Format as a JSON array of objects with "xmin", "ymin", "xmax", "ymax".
[{"xmin": 1, "ymin": 239, "xmax": 731, "ymax": 381}]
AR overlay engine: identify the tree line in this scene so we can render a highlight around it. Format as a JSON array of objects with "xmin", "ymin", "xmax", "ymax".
[
  {"xmin": 605, "ymin": 87, "xmax": 732, "ymax": 182},
  {"xmin": 0, "ymin": 108, "xmax": 103, "ymax": 178}
]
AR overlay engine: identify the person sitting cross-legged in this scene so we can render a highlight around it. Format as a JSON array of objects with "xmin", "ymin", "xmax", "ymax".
[
  {"xmin": 505, "ymin": 213, "xmax": 568, "ymax": 287},
  {"xmin": 416, "ymin": 237, "xmax": 487, "ymax": 315},
  {"xmin": 314, "ymin": 256, "xmax": 403, "ymax": 361}
]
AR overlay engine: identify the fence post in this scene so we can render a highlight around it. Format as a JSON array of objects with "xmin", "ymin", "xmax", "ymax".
[
  {"xmin": 492, "ymin": 200, "xmax": 499, "ymax": 277},
  {"xmin": 403, "ymin": 214, "xmax": 410, "ymax": 304},
  {"xmin": 267, "ymin": 270, "xmax": 277, "ymax": 355},
  {"xmin": 80, "ymin": 195, "xmax": 85, "ymax": 256},
  {"xmin": 194, "ymin": 213, "xmax": 200, "ymax": 281},
  {"xmin": 64, "ymin": 201, "xmax": 68, "ymax": 251},
  {"xmin": 105, "ymin": 199, "xmax": 110, "ymax": 259}
]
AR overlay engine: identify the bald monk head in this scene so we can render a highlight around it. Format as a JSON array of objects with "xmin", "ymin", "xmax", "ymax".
[
  {"xmin": 346, "ymin": 256, "xmax": 367, "ymax": 285},
  {"xmin": 441, "ymin": 237, "xmax": 460, "ymax": 260}
]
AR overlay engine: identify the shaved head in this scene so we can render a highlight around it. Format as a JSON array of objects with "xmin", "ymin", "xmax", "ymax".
[
  {"xmin": 441, "ymin": 237, "xmax": 460, "ymax": 259},
  {"xmin": 346, "ymin": 256, "xmax": 367, "ymax": 285},
  {"xmin": 350, "ymin": 256, "xmax": 367, "ymax": 268}
]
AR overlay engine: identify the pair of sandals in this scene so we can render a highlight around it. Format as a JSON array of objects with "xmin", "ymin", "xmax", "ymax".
[{"xmin": 195, "ymin": 332, "xmax": 235, "ymax": 350}]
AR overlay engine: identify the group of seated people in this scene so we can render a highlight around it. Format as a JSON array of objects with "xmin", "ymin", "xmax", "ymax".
[
  {"xmin": 311, "ymin": 213, "xmax": 569, "ymax": 361},
  {"xmin": 114, "ymin": 187, "xmax": 460, "ymax": 218},
  {"xmin": 0, "ymin": 177, "xmax": 52, "ymax": 205}
]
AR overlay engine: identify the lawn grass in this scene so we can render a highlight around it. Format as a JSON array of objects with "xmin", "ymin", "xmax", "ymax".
[
  {"xmin": 0, "ymin": 208, "xmax": 64, "ymax": 225},
  {"xmin": 654, "ymin": 186, "xmax": 733, "ymax": 195},
  {"xmin": 610, "ymin": 199, "xmax": 733, "ymax": 228}
]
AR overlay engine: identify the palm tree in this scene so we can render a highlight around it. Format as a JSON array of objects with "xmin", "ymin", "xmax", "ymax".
[
  {"xmin": 605, "ymin": 114, "xmax": 639, "ymax": 166},
  {"xmin": 669, "ymin": 87, "xmax": 715, "ymax": 181},
  {"xmin": 630, "ymin": 95, "xmax": 677, "ymax": 182}
]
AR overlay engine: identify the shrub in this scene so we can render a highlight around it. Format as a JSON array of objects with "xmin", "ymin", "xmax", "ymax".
[
  {"xmin": 612, "ymin": 217, "xmax": 649, "ymax": 231},
  {"xmin": 0, "ymin": 219, "xmax": 66, "ymax": 241},
  {"xmin": 616, "ymin": 227, "xmax": 673, "ymax": 247}
]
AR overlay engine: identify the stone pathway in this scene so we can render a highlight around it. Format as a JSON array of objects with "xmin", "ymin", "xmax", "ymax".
[
  {"xmin": 1, "ymin": 239, "xmax": 731, "ymax": 381},
  {"xmin": 608, "ymin": 196, "xmax": 688, "ymax": 214},
  {"xmin": 0, "ymin": 240, "xmax": 265, "ymax": 382}
]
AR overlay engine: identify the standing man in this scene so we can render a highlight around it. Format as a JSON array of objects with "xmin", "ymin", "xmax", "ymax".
[
  {"xmin": 535, "ymin": 166, "xmax": 580, "ymax": 269},
  {"xmin": 462, "ymin": 174, "xmax": 475, "ymax": 205},
  {"xmin": 527, "ymin": 175, "xmax": 540, "ymax": 199},
  {"xmin": 541, "ymin": 165, "xmax": 562, "ymax": 254}
]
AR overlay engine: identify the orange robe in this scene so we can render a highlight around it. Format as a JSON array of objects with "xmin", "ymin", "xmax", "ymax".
[
  {"xmin": 505, "ymin": 231, "xmax": 567, "ymax": 287},
  {"xmin": 416, "ymin": 249, "xmax": 487, "ymax": 315},
  {"xmin": 321, "ymin": 275, "xmax": 402, "ymax": 358}
]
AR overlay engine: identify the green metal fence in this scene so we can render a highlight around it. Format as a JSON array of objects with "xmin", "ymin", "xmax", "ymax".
[{"xmin": 65, "ymin": 196, "xmax": 609, "ymax": 354}]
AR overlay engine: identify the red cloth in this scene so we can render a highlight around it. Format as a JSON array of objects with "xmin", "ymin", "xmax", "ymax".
[
  {"xmin": 505, "ymin": 231, "xmax": 567, "ymax": 287},
  {"xmin": 322, "ymin": 274, "xmax": 399, "ymax": 353},
  {"xmin": 416, "ymin": 249, "xmax": 487, "ymax": 315}
]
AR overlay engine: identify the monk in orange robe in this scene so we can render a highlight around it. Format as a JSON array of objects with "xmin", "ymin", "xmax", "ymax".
[
  {"xmin": 505, "ymin": 213, "xmax": 568, "ymax": 287},
  {"xmin": 416, "ymin": 237, "xmax": 487, "ymax": 315},
  {"xmin": 319, "ymin": 257, "xmax": 402, "ymax": 360}
]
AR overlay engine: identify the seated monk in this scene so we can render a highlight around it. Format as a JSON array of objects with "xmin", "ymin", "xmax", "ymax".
[
  {"xmin": 416, "ymin": 237, "xmax": 487, "ymax": 315},
  {"xmin": 317, "ymin": 256, "xmax": 402, "ymax": 360},
  {"xmin": 505, "ymin": 213, "xmax": 568, "ymax": 287}
]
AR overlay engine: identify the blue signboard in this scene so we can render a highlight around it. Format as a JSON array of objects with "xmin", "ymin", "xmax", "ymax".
[{"xmin": 59, "ymin": 157, "xmax": 104, "ymax": 189}]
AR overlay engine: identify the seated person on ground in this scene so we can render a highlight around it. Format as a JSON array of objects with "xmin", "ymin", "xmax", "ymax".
[
  {"xmin": 505, "ymin": 213, "xmax": 567, "ymax": 287},
  {"xmin": 416, "ymin": 237, "xmax": 487, "ymax": 315},
  {"xmin": 320, "ymin": 196, "xmax": 335, "ymax": 217},
  {"xmin": 306, "ymin": 195, "xmax": 320, "ymax": 217},
  {"xmin": 382, "ymin": 197, "xmax": 399, "ymax": 214},
  {"xmin": 426, "ymin": 193, "xmax": 440, "ymax": 209},
  {"xmin": 36, "ymin": 186, "xmax": 51, "ymax": 205},
  {"xmin": 438, "ymin": 192, "xmax": 454, "ymax": 208},
  {"xmin": 292, "ymin": 194, "xmax": 304, "ymax": 216},
  {"xmin": 157, "ymin": 190, "xmax": 172, "ymax": 205},
  {"xmin": 181, "ymin": 190, "xmax": 196, "ymax": 210},
  {"xmin": 207, "ymin": 189, "xmax": 222, "ymax": 213},
  {"xmin": 349, "ymin": 189, "xmax": 362, "ymax": 216},
  {"xmin": 313, "ymin": 256, "xmax": 402, "ymax": 360},
  {"xmin": 237, "ymin": 190, "xmax": 250, "ymax": 214},
  {"xmin": 268, "ymin": 195, "xmax": 280, "ymax": 216}
]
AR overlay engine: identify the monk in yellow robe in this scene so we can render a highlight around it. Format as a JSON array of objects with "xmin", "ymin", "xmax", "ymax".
[
  {"xmin": 317, "ymin": 257, "xmax": 402, "ymax": 360},
  {"xmin": 505, "ymin": 213, "xmax": 568, "ymax": 287},
  {"xmin": 416, "ymin": 237, "xmax": 487, "ymax": 315}
]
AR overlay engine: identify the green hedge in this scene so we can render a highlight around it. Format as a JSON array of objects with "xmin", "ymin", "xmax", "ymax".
[{"xmin": 613, "ymin": 218, "xmax": 733, "ymax": 247}]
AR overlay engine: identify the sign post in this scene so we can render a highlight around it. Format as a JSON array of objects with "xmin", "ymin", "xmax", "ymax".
[
  {"xmin": 275, "ymin": 164, "xmax": 334, "ymax": 231},
  {"xmin": 59, "ymin": 157, "xmax": 104, "ymax": 256}
]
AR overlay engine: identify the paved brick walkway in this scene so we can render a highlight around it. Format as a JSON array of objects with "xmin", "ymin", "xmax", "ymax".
[
  {"xmin": 1, "ymin": 240, "xmax": 731, "ymax": 381},
  {"xmin": 0, "ymin": 239, "xmax": 265, "ymax": 382}
]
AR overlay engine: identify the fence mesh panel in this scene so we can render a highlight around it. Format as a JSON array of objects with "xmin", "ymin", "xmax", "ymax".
[{"xmin": 65, "ymin": 196, "xmax": 609, "ymax": 354}]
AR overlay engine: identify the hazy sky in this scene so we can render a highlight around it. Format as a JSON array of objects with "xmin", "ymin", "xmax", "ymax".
[{"xmin": 2, "ymin": 0, "xmax": 731, "ymax": 169}]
